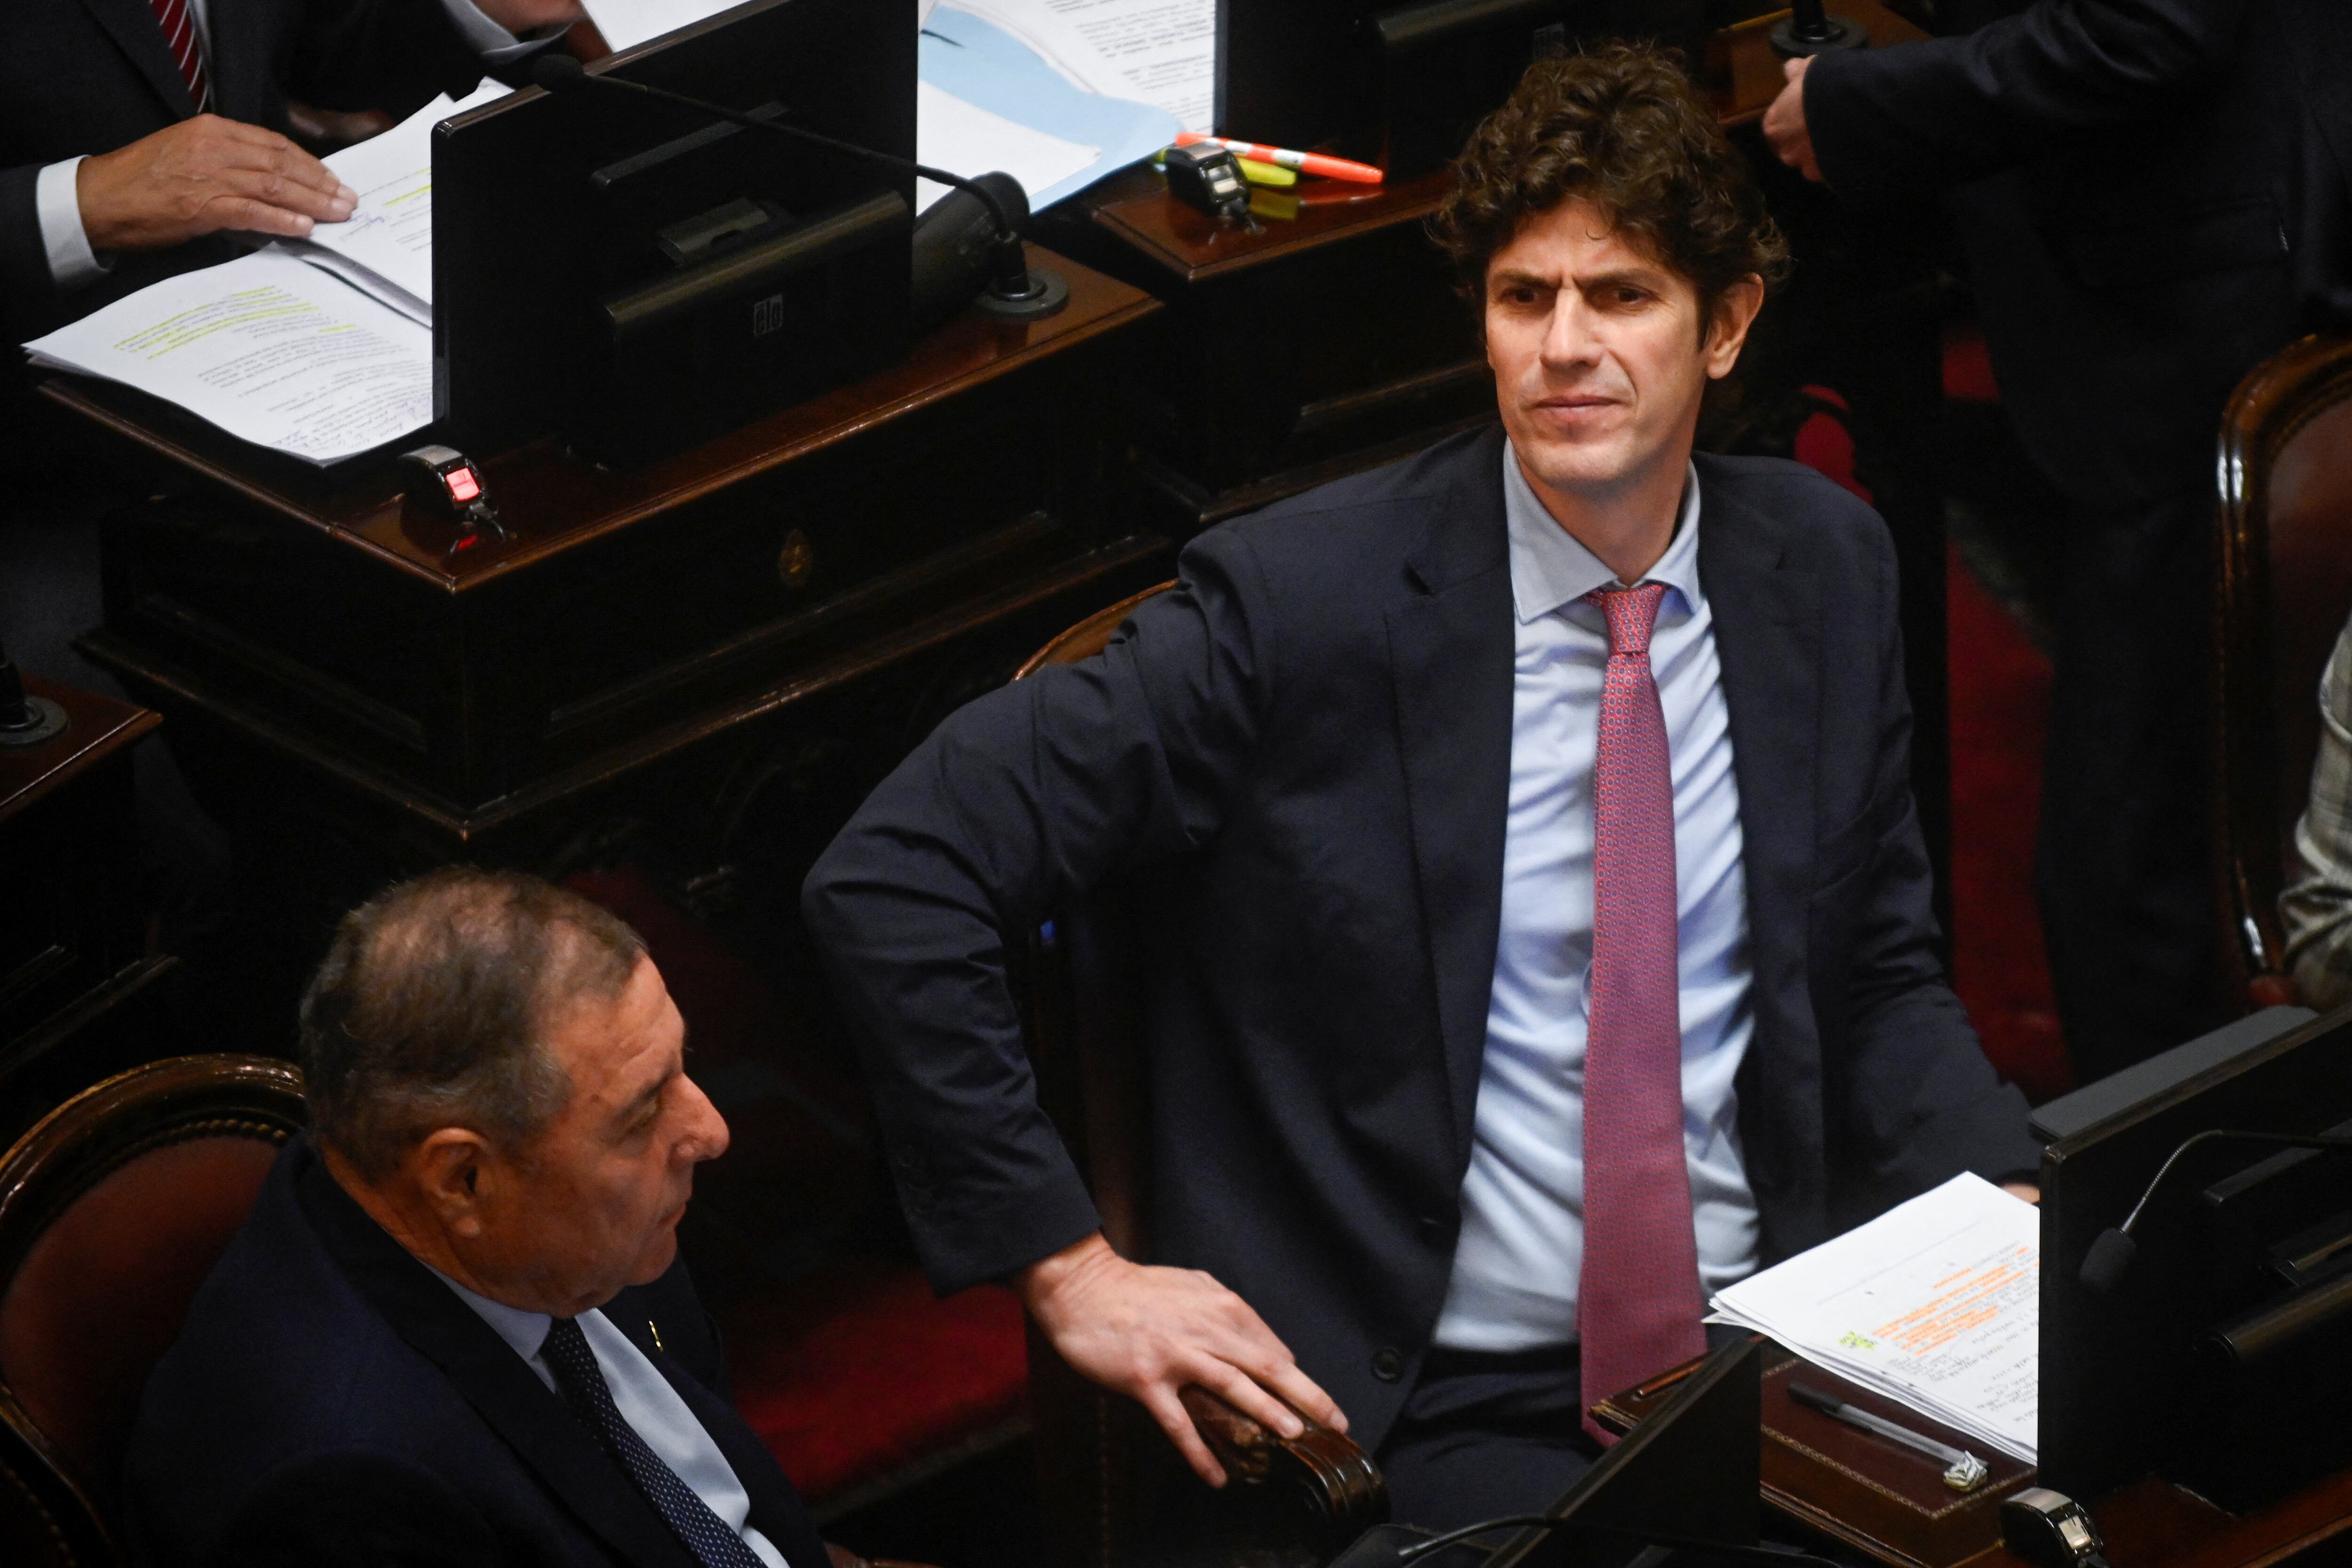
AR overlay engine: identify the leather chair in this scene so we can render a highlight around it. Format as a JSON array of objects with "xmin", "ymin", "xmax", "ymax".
[
  {"xmin": 2212, "ymin": 334, "xmax": 2352, "ymax": 1006},
  {"xmin": 0, "ymin": 1054, "xmax": 305, "ymax": 1568},
  {"xmin": 1013, "ymin": 585, "xmax": 1390, "ymax": 1568}
]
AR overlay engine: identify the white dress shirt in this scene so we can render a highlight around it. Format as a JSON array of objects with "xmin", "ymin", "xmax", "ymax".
[
  {"xmin": 1430, "ymin": 442, "xmax": 1762, "ymax": 1354},
  {"xmin": 435, "ymin": 1270, "xmax": 792, "ymax": 1568},
  {"xmin": 36, "ymin": 0, "xmax": 540, "ymax": 290}
]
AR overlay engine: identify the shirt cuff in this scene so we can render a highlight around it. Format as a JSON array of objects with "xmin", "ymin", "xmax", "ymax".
[
  {"xmin": 35, "ymin": 158, "xmax": 111, "ymax": 291},
  {"xmin": 437, "ymin": 0, "xmax": 565, "ymax": 63}
]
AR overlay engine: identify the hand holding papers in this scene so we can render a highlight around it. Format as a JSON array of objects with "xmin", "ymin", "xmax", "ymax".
[
  {"xmin": 24, "ymin": 246, "xmax": 433, "ymax": 466},
  {"xmin": 1708, "ymin": 1173, "xmax": 2041, "ymax": 1463},
  {"xmin": 294, "ymin": 79, "xmax": 513, "ymax": 324}
]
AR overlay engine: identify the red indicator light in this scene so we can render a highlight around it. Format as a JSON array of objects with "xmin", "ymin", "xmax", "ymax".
[{"xmin": 445, "ymin": 467, "xmax": 481, "ymax": 502}]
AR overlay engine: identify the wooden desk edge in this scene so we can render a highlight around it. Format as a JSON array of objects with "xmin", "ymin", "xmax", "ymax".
[
  {"xmin": 40, "ymin": 242, "xmax": 1158, "ymax": 594},
  {"xmin": 0, "ymin": 676, "xmax": 161, "ymax": 822}
]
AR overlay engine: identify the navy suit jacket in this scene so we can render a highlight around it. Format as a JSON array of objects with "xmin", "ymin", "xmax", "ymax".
[
  {"xmin": 0, "ymin": 0, "xmax": 485, "ymax": 352},
  {"xmin": 1803, "ymin": 0, "xmax": 2352, "ymax": 505},
  {"xmin": 803, "ymin": 426, "xmax": 2040, "ymax": 1449},
  {"xmin": 122, "ymin": 1137, "xmax": 830, "ymax": 1568}
]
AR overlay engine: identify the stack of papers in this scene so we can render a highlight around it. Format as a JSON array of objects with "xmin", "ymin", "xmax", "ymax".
[
  {"xmin": 1708, "ymin": 1173, "xmax": 2041, "ymax": 1463},
  {"xmin": 943, "ymin": 0, "xmax": 1213, "ymax": 134},
  {"xmin": 24, "ymin": 245, "xmax": 433, "ymax": 466},
  {"xmin": 291, "ymin": 78, "xmax": 512, "ymax": 325}
]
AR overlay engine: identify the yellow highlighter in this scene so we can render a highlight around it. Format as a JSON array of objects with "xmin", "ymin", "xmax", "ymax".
[{"xmin": 1234, "ymin": 156, "xmax": 1296, "ymax": 187}]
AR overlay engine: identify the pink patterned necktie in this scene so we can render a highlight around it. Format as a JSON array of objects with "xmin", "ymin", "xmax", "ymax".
[
  {"xmin": 1576, "ymin": 582, "xmax": 1706, "ymax": 1443},
  {"xmin": 148, "ymin": 0, "xmax": 212, "ymax": 111}
]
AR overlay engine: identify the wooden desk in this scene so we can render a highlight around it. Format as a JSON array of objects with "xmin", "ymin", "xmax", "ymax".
[
  {"xmin": 0, "ymin": 675, "xmax": 177, "ymax": 1136},
  {"xmin": 1966, "ymin": 1472, "xmax": 2352, "ymax": 1568},
  {"xmin": 53, "ymin": 243, "xmax": 1169, "ymax": 1022}
]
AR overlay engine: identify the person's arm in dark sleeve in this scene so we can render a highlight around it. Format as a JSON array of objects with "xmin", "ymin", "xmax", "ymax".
[
  {"xmin": 802, "ymin": 533, "xmax": 1273, "ymax": 1295},
  {"xmin": 1, "ymin": 165, "xmax": 53, "ymax": 321},
  {"xmin": 1801, "ymin": 0, "xmax": 2245, "ymax": 205},
  {"xmin": 1828, "ymin": 528, "xmax": 2042, "ymax": 1204},
  {"xmin": 203, "ymin": 1452, "xmax": 503, "ymax": 1568}
]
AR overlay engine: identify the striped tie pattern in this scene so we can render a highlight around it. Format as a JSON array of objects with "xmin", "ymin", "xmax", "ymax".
[
  {"xmin": 1576, "ymin": 583, "xmax": 1707, "ymax": 1444},
  {"xmin": 146, "ymin": 0, "xmax": 211, "ymax": 111},
  {"xmin": 540, "ymin": 1317, "xmax": 769, "ymax": 1568}
]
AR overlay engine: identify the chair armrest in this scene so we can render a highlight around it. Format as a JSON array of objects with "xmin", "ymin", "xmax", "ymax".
[{"xmin": 1176, "ymin": 1385, "xmax": 1389, "ymax": 1535}]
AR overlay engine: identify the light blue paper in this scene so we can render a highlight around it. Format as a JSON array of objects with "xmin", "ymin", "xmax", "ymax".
[{"xmin": 919, "ymin": 7, "xmax": 1178, "ymax": 212}]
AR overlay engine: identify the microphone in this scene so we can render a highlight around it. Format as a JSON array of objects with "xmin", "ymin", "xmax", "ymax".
[
  {"xmin": 2078, "ymin": 1128, "xmax": 2352, "ymax": 1293},
  {"xmin": 530, "ymin": 53, "xmax": 1065, "ymax": 318}
]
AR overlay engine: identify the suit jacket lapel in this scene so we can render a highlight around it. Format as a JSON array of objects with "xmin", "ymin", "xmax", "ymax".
[
  {"xmin": 291, "ymin": 1146, "xmax": 699, "ymax": 1568},
  {"xmin": 79, "ymin": 0, "xmax": 199, "ymax": 121},
  {"xmin": 1694, "ymin": 457, "xmax": 1822, "ymax": 1220},
  {"xmin": 1385, "ymin": 425, "xmax": 1517, "ymax": 1171}
]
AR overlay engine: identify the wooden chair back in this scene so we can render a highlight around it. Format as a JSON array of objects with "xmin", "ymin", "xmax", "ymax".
[
  {"xmin": 1012, "ymin": 584, "xmax": 1387, "ymax": 1568},
  {"xmin": 0, "ymin": 1056, "xmax": 304, "ymax": 1568},
  {"xmin": 2213, "ymin": 335, "xmax": 2352, "ymax": 1006}
]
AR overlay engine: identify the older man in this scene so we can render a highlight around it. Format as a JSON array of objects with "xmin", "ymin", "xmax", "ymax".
[{"xmin": 124, "ymin": 869, "xmax": 829, "ymax": 1568}]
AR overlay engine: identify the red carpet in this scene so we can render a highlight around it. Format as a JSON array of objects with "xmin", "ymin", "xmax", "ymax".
[{"xmin": 1944, "ymin": 544, "xmax": 2072, "ymax": 1102}]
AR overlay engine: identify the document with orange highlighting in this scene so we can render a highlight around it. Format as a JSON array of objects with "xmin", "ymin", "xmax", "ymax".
[{"xmin": 1708, "ymin": 1172, "xmax": 2039, "ymax": 1462}]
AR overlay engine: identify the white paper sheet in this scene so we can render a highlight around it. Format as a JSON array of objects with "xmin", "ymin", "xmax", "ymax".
[
  {"xmin": 1708, "ymin": 1173, "xmax": 2040, "ymax": 1462},
  {"xmin": 292, "ymin": 78, "xmax": 510, "ymax": 320},
  {"xmin": 914, "ymin": 80, "xmax": 1101, "ymax": 213},
  {"xmin": 943, "ymin": 0, "xmax": 1214, "ymax": 132},
  {"xmin": 24, "ymin": 246, "xmax": 433, "ymax": 466}
]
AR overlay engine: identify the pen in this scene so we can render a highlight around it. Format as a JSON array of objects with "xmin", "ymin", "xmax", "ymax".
[
  {"xmin": 1173, "ymin": 132, "xmax": 1384, "ymax": 185},
  {"xmin": 1788, "ymin": 1381, "xmax": 1991, "ymax": 1492}
]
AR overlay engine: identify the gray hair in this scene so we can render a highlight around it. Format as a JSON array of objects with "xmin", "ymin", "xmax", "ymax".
[{"xmin": 297, "ymin": 868, "xmax": 647, "ymax": 1180}]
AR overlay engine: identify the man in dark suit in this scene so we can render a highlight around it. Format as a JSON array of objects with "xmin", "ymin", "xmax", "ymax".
[
  {"xmin": 803, "ymin": 47, "xmax": 2041, "ymax": 1532},
  {"xmin": 124, "ymin": 869, "xmax": 832, "ymax": 1568},
  {"xmin": 1763, "ymin": 0, "xmax": 2352, "ymax": 1079}
]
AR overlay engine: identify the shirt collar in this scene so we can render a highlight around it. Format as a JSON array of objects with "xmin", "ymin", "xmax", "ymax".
[
  {"xmin": 430, "ymin": 1264, "xmax": 555, "ymax": 1363},
  {"xmin": 1502, "ymin": 441, "xmax": 1703, "ymax": 626}
]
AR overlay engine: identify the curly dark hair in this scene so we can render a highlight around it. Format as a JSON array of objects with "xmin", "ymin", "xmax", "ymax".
[{"xmin": 1430, "ymin": 42, "xmax": 1790, "ymax": 336}]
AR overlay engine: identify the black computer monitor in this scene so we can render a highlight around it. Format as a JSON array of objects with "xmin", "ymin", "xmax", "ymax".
[
  {"xmin": 432, "ymin": 0, "xmax": 914, "ymax": 464},
  {"xmin": 2034, "ymin": 1003, "xmax": 2352, "ymax": 1508}
]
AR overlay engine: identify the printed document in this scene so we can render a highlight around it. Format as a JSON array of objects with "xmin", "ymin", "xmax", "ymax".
[
  {"xmin": 943, "ymin": 0, "xmax": 1214, "ymax": 132},
  {"xmin": 293, "ymin": 78, "xmax": 512, "ymax": 324},
  {"xmin": 915, "ymin": 81, "xmax": 1100, "ymax": 213},
  {"xmin": 1708, "ymin": 1172, "xmax": 2040, "ymax": 1462},
  {"xmin": 24, "ymin": 246, "xmax": 433, "ymax": 466}
]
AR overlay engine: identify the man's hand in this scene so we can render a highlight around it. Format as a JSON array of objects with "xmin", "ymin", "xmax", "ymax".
[
  {"xmin": 1015, "ymin": 1232, "xmax": 1348, "ymax": 1488},
  {"xmin": 77, "ymin": 117, "xmax": 356, "ymax": 253},
  {"xmin": 2001, "ymin": 1181, "xmax": 2041, "ymax": 1205},
  {"xmin": 1762, "ymin": 57, "xmax": 1824, "ymax": 184}
]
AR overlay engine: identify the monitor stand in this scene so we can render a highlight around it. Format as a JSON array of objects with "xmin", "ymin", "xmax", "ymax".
[{"xmin": 1335, "ymin": 1338, "xmax": 1763, "ymax": 1568}]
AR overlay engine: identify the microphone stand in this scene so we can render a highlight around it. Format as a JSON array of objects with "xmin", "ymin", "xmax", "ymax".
[
  {"xmin": 531, "ymin": 54, "xmax": 1066, "ymax": 318},
  {"xmin": 1770, "ymin": 0, "xmax": 1867, "ymax": 58}
]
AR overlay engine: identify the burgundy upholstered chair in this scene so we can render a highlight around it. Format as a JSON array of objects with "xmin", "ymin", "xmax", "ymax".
[
  {"xmin": 1013, "ymin": 585, "xmax": 1390, "ymax": 1568},
  {"xmin": 2211, "ymin": 334, "xmax": 2352, "ymax": 1007},
  {"xmin": 0, "ymin": 1054, "xmax": 305, "ymax": 1568}
]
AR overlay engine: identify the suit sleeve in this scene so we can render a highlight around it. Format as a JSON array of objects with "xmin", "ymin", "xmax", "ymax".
[
  {"xmin": 1803, "ymin": 0, "xmax": 2245, "ymax": 205},
  {"xmin": 280, "ymin": 0, "xmax": 488, "ymax": 121},
  {"xmin": 1, "ymin": 165, "xmax": 54, "ymax": 331},
  {"xmin": 204, "ymin": 1451, "xmax": 502, "ymax": 1568},
  {"xmin": 1828, "ymin": 528, "xmax": 2041, "ymax": 1207},
  {"xmin": 802, "ymin": 534, "xmax": 1275, "ymax": 1294}
]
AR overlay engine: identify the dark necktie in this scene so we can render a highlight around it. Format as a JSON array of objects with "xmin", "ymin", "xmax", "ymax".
[
  {"xmin": 1576, "ymin": 583, "xmax": 1706, "ymax": 1443},
  {"xmin": 539, "ymin": 1316, "xmax": 770, "ymax": 1568},
  {"xmin": 146, "ymin": 0, "xmax": 212, "ymax": 111}
]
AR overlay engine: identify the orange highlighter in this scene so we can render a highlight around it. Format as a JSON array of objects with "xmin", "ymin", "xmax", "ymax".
[{"xmin": 1172, "ymin": 132, "xmax": 1385, "ymax": 185}]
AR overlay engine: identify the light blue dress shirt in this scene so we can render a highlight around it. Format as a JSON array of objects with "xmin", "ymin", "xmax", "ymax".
[
  {"xmin": 435, "ymin": 1270, "xmax": 791, "ymax": 1568},
  {"xmin": 1430, "ymin": 443, "xmax": 1762, "ymax": 1354}
]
